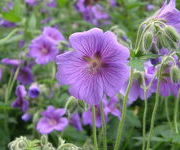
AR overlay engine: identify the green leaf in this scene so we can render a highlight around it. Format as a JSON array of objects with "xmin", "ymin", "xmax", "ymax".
[
  {"xmin": 126, "ymin": 110, "xmax": 141, "ymax": 128},
  {"xmin": 57, "ymin": 0, "xmax": 68, "ymax": 7},
  {"xmin": 129, "ymin": 59, "xmax": 145, "ymax": 71}
]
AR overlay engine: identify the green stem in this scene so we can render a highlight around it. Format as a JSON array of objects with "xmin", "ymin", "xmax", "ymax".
[
  {"xmin": 146, "ymin": 66, "xmax": 162, "ymax": 150},
  {"xmin": 114, "ymin": 68, "xmax": 134, "ymax": 150},
  {"xmin": 174, "ymin": 89, "xmax": 180, "ymax": 134},
  {"xmin": 92, "ymin": 106, "xmax": 99, "ymax": 150},
  {"xmin": 165, "ymin": 97, "xmax": 173, "ymax": 129},
  {"xmin": 100, "ymin": 101, "xmax": 107, "ymax": 150},
  {"xmin": 142, "ymin": 90, "xmax": 148, "ymax": 150}
]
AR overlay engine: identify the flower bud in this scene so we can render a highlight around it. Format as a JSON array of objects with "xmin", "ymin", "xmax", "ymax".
[
  {"xmin": 41, "ymin": 135, "xmax": 48, "ymax": 146},
  {"xmin": 170, "ymin": 65, "xmax": 180, "ymax": 83},
  {"xmin": 8, "ymin": 136, "xmax": 29, "ymax": 150},
  {"xmin": 164, "ymin": 26, "xmax": 180, "ymax": 43},
  {"xmin": 143, "ymin": 32, "xmax": 153, "ymax": 51},
  {"xmin": 28, "ymin": 83, "xmax": 40, "ymax": 98}
]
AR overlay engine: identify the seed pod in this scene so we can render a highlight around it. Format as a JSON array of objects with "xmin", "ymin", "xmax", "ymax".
[
  {"xmin": 143, "ymin": 32, "xmax": 153, "ymax": 51},
  {"xmin": 164, "ymin": 26, "xmax": 180, "ymax": 43},
  {"xmin": 170, "ymin": 65, "xmax": 180, "ymax": 83}
]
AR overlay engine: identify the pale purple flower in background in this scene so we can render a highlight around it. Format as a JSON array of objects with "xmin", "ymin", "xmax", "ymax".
[
  {"xmin": 41, "ymin": 18, "xmax": 52, "ymax": 24},
  {"xmin": 1, "ymin": 58, "xmax": 22, "ymax": 66},
  {"xmin": 70, "ymin": 113, "xmax": 83, "ymax": 131},
  {"xmin": 103, "ymin": 96, "xmax": 121, "ymax": 119},
  {"xmin": 17, "ymin": 67, "xmax": 34, "ymax": 85},
  {"xmin": 25, "ymin": 0, "xmax": 37, "ymax": 6},
  {"xmin": 82, "ymin": 105, "xmax": 108, "ymax": 128},
  {"xmin": 46, "ymin": 0, "xmax": 56, "ymax": 8},
  {"xmin": 36, "ymin": 106, "xmax": 68, "ymax": 134},
  {"xmin": 146, "ymin": 4, "xmax": 155, "ymax": 11},
  {"xmin": 12, "ymin": 85, "xmax": 29, "ymax": 112},
  {"xmin": 28, "ymin": 83, "xmax": 40, "ymax": 98},
  {"xmin": 155, "ymin": 0, "xmax": 180, "ymax": 33},
  {"xmin": 107, "ymin": 0, "xmax": 116, "ymax": 7},
  {"xmin": 0, "ymin": 18, "xmax": 16, "ymax": 28},
  {"xmin": 29, "ymin": 35, "xmax": 58, "ymax": 65},
  {"xmin": 42, "ymin": 27, "xmax": 65, "ymax": 43},
  {"xmin": 120, "ymin": 61, "xmax": 156, "ymax": 105},
  {"xmin": 56, "ymin": 28, "xmax": 130, "ymax": 105},
  {"xmin": 22, "ymin": 113, "xmax": 31, "ymax": 122}
]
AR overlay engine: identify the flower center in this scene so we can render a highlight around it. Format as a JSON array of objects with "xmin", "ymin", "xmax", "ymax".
[
  {"xmin": 84, "ymin": 55, "xmax": 102, "ymax": 74},
  {"xmin": 48, "ymin": 118, "xmax": 58, "ymax": 126},
  {"xmin": 41, "ymin": 48, "xmax": 48, "ymax": 55}
]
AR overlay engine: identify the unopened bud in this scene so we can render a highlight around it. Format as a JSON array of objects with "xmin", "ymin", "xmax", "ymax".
[
  {"xmin": 8, "ymin": 136, "xmax": 29, "ymax": 150},
  {"xmin": 170, "ymin": 65, "xmax": 180, "ymax": 83},
  {"xmin": 164, "ymin": 26, "xmax": 180, "ymax": 43},
  {"xmin": 143, "ymin": 32, "xmax": 153, "ymax": 51}
]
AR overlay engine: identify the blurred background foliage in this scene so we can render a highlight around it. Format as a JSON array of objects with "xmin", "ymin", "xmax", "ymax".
[{"xmin": 0, "ymin": 0, "xmax": 180, "ymax": 150}]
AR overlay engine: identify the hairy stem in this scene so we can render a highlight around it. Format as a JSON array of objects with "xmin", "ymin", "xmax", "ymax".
[
  {"xmin": 100, "ymin": 101, "xmax": 107, "ymax": 150},
  {"xmin": 114, "ymin": 68, "xmax": 134, "ymax": 150},
  {"xmin": 165, "ymin": 97, "xmax": 173, "ymax": 129},
  {"xmin": 174, "ymin": 89, "xmax": 180, "ymax": 134},
  {"xmin": 92, "ymin": 106, "xmax": 99, "ymax": 150}
]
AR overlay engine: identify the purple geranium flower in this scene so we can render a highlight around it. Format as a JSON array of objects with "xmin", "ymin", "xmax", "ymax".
[
  {"xmin": 69, "ymin": 113, "xmax": 83, "ymax": 131},
  {"xmin": 42, "ymin": 27, "xmax": 65, "ymax": 43},
  {"xmin": 37, "ymin": 106, "xmax": 68, "ymax": 134},
  {"xmin": 103, "ymin": 96, "xmax": 121, "ymax": 118},
  {"xmin": 29, "ymin": 35, "xmax": 58, "ymax": 65},
  {"xmin": 56, "ymin": 28, "xmax": 130, "ymax": 105},
  {"xmin": 25, "ymin": 0, "xmax": 37, "ymax": 6},
  {"xmin": 17, "ymin": 66, "xmax": 34, "ymax": 85},
  {"xmin": 146, "ymin": 4, "xmax": 155, "ymax": 11},
  {"xmin": 28, "ymin": 83, "xmax": 40, "ymax": 98},
  {"xmin": 1, "ymin": 58, "xmax": 23, "ymax": 66},
  {"xmin": 22, "ymin": 113, "xmax": 31, "ymax": 122},
  {"xmin": 12, "ymin": 85, "xmax": 29, "ymax": 112},
  {"xmin": 82, "ymin": 105, "xmax": 108, "ymax": 128},
  {"xmin": 120, "ymin": 61, "xmax": 156, "ymax": 105},
  {"xmin": 155, "ymin": 0, "xmax": 180, "ymax": 33},
  {"xmin": 107, "ymin": 0, "xmax": 116, "ymax": 7}
]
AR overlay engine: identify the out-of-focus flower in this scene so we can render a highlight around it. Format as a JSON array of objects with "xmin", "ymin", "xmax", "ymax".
[
  {"xmin": 37, "ymin": 106, "xmax": 68, "ymax": 134},
  {"xmin": 75, "ymin": 1, "xmax": 110, "ymax": 26},
  {"xmin": 103, "ymin": 96, "xmax": 121, "ymax": 118},
  {"xmin": 46, "ymin": 0, "xmax": 56, "ymax": 8},
  {"xmin": 17, "ymin": 67, "xmax": 34, "ymax": 85},
  {"xmin": 42, "ymin": 27, "xmax": 65, "ymax": 43},
  {"xmin": 146, "ymin": 4, "xmax": 155, "ymax": 11},
  {"xmin": 120, "ymin": 61, "xmax": 156, "ymax": 105},
  {"xmin": 154, "ymin": 0, "xmax": 180, "ymax": 33},
  {"xmin": 69, "ymin": 113, "xmax": 83, "ymax": 131},
  {"xmin": 28, "ymin": 83, "xmax": 40, "ymax": 98},
  {"xmin": 25, "ymin": 0, "xmax": 37, "ymax": 6},
  {"xmin": 56, "ymin": 28, "xmax": 129, "ymax": 105},
  {"xmin": 12, "ymin": 85, "xmax": 29, "ymax": 112},
  {"xmin": 82, "ymin": 105, "xmax": 108, "ymax": 128},
  {"xmin": 0, "ymin": 18, "xmax": 16, "ymax": 28},
  {"xmin": 107, "ymin": 0, "xmax": 116, "ymax": 7},
  {"xmin": 29, "ymin": 35, "xmax": 58, "ymax": 65},
  {"xmin": 1, "ymin": 58, "xmax": 22, "ymax": 66},
  {"xmin": 22, "ymin": 113, "xmax": 31, "ymax": 122}
]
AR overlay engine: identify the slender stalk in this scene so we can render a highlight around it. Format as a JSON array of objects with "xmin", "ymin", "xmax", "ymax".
[
  {"xmin": 142, "ymin": 89, "xmax": 148, "ymax": 150},
  {"xmin": 164, "ymin": 97, "xmax": 173, "ymax": 129},
  {"xmin": 92, "ymin": 106, "xmax": 99, "ymax": 150},
  {"xmin": 100, "ymin": 101, "xmax": 107, "ymax": 150},
  {"xmin": 146, "ymin": 66, "xmax": 162, "ymax": 150},
  {"xmin": 174, "ymin": 89, "xmax": 180, "ymax": 134},
  {"xmin": 114, "ymin": 68, "xmax": 134, "ymax": 150}
]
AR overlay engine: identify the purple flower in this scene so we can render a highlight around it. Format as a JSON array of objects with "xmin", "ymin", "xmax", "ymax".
[
  {"xmin": 82, "ymin": 105, "xmax": 108, "ymax": 128},
  {"xmin": 22, "ymin": 113, "xmax": 31, "ymax": 122},
  {"xmin": 28, "ymin": 83, "xmax": 40, "ymax": 98},
  {"xmin": 46, "ymin": 0, "xmax": 56, "ymax": 8},
  {"xmin": 155, "ymin": 0, "xmax": 180, "ymax": 33},
  {"xmin": 107, "ymin": 0, "xmax": 116, "ymax": 7},
  {"xmin": 1, "ymin": 58, "xmax": 22, "ymax": 66},
  {"xmin": 0, "ymin": 18, "xmax": 16, "ymax": 28},
  {"xmin": 17, "ymin": 67, "xmax": 34, "ymax": 85},
  {"xmin": 42, "ymin": 27, "xmax": 65, "ymax": 43},
  {"xmin": 120, "ymin": 61, "xmax": 156, "ymax": 105},
  {"xmin": 56, "ymin": 28, "xmax": 130, "ymax": 105},
  {"xmin": 103, "ymin": 96, "xmax": 121, "ymax": 118},
  {"xmin": 25, "ymin": 0, "xmax": 37, "ymax": 6},
  {"xmin": 36, "ymin": 106, "xmax": 68, "ymax": 134},
  {"xmin": 12, "ymin": 85, "xmax": 29, "ymax": 112},
  {"xmin": 29, "ymin": 35, "xmax": 58, "ymax": 65},
  {"xmin": 146, "ymin": 4, "xmax": 155, "ymax": 11},
  {"xmin": 69, "ymin": 113, "xmax": 83, "ymax": 131}
]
